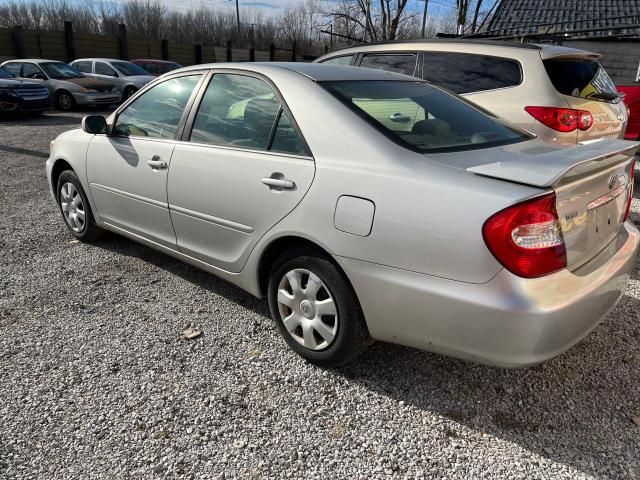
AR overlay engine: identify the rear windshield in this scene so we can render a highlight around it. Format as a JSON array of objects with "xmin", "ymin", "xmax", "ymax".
[
  {"xmin": 322, "ymin": 80, "xmax": 530, "ymax": 153},
  {"xmin": 544, "ymin": 58, "xmax": 620, "ymax": 103}
]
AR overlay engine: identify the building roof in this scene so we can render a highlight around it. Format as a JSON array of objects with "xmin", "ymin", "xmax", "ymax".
[{"xmin": 486, "ymin": 0, "xmax": 640, "ymax": 39}]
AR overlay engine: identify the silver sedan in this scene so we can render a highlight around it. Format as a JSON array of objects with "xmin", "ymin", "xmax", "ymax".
[{"xmin": 46, "ymin": 63, "xmax": 639, "ymax": 368}]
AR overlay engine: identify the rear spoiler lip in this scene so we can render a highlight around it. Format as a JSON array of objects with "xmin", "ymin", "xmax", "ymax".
[{"xmin": 467, "ymin": 139, "xmax": 640, "ymax": 188}]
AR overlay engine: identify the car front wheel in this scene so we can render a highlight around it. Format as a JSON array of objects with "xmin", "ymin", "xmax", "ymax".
[
  {"xmin": 56, "ymin": 170, "xmax": 102, "ymax": 240},
  {"xmin": 124, "ymin": 86, "xmax": 137, "ymax": 99},
  {"xmin": 267, "ymin": 251, "xmax": 372, "ymax": 367},
  {"xmin": 55, "ymin": 91, "xmax": 74, "ymax": 111}
]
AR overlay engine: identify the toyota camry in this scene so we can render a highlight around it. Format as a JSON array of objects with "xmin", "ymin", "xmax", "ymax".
[{"xmin": 46, "ymin": 63, "xmax": 639, "ymax": 368}]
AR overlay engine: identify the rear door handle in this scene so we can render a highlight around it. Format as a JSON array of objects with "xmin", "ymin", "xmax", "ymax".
[
  {"xmin": 261, "ymin": 177, "xmax": 295, "ymax": 190},
  {"xmin": 147, "ymin": 156, "xmax": 167, "ymax": 170}
]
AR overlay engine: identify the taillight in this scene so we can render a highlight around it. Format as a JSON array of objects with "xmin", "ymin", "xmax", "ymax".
[
  {"xmin": 624, "ymin": 159, "xmax": 636, "ymax": 222},
  {"xmin": 525, "ymin": 106, "xmax": 593, "ymax": 132},
  {"xmin": 483, "ymin": 193, "xmax": 567, "ymax": 278}
]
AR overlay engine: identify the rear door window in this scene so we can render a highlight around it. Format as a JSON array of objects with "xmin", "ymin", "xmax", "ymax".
[
  {"xmin": 543, "ymin": 58, "xmax": 619, "ymax": 102},
  {"xmin": 422, "ymin": 52, "xmax": 522, "ymax": 94},
  {"xmin": 360, "ymin": 54, "xmax": 417, "ymax": 76},
  {"xmin": 74, "ymin": 61, "xmax": 92, "ymax": 73},
  {"xmin": 321, "ymin": 55, "xmax": 355, "ymax": 66}
]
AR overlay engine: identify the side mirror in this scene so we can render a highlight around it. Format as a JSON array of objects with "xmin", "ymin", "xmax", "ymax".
[{"xmin": 81, "ymin": 115, "xmax": 107, "ymax": 134}]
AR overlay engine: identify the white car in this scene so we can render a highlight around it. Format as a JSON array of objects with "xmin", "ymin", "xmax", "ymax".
[{"xmin": 70, "ymin": 58, "xmax": 155, "ymax": 100}]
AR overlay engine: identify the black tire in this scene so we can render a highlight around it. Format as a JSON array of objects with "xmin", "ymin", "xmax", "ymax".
[
  {"xmin": 56, "ymin": 170, "xmax": 103, "ymax": 241},
  {"xmin": 267, "ymin": 249, "xmax": 372, "ymax": 367},
  {"xmin": 54, "ymin": 90, "xmax": 75, "ymax": 111},
  {"xmin": 124, "ymin": 86, "xmax": 137, "ymax": 99}
]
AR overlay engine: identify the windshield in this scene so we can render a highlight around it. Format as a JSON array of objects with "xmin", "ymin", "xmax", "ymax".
[
  {"xmin": 543, "ymin": 58, "xmax": 620, "ymax": 102},
  {"xmin": 322, "ymin": 81, "xmax": 530, "ymax": 153},
  {"xmin": 112, "ymin": 61, "xmax": 149, "ymax": 76},
  {"xmin": 40, "ymin": 62, "xmax": 84, "ymax": 79},
  {"xmin": 0, "ymin": 69, "xmax": 14, "ymax": 78}
]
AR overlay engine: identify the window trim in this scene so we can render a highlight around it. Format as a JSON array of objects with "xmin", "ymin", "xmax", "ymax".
[
  {"xmin": 180, "ymin": 69, "xmax": 313, "ymax": 159},
  {"xmin": 419, "ymin": 51, "xmax": 524, "ymax": 95},
  {"xmin": 356, "ymin": 51, "xmax": 419, "ymax": 77},
  {"xmin": 108, "ymin": 71, "xmax": 208, "ymax": 141}
]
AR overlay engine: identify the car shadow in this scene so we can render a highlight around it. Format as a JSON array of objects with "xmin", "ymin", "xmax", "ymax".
[
  {"xmin": 88, "ymin": 230, "xmax": 640, "ymax": 478},
  {"xmin": 0, "ymin": 112, "xmax": 79, "ymax": 127}
]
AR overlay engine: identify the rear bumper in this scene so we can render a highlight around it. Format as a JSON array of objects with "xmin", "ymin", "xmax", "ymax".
[
  {"xmin": 337, "ymin": 223, "xmax": 639, "ymax": 368},
  {"xmin": 73, "ymin": 91, "xmax": 121, "ymax": 106}
]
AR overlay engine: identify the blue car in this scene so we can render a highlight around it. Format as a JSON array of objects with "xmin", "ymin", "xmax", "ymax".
[{"xmin": 0, "ymin": 68, "xmax": 51, "ymax": 113}]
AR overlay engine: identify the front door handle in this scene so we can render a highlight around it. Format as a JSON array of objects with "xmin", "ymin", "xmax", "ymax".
[
  {"xmin": 261, "ymin": 177, "xmax": 295, "ymax": 190},
  {"xmin": 147, "ymin": 156, "xmax": 167, "ymax": 170}
]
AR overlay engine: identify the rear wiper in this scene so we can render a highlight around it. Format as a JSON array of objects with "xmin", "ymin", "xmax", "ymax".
[{"xmin": 587, "ymin": 92, "xmax": 621, "ymax": 102}]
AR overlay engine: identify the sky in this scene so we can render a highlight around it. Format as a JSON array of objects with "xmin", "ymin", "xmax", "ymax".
[{"xmin": 156, "ymin": 0, "xmax": 463, "ymax": 17}]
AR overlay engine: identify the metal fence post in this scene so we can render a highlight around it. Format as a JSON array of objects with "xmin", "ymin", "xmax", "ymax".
[
  {"xmin": 161, "ymin": 39, "xmax": 169, "ymax": 61},
  {"xmin": 117, "ymin": 23, "xmax": 128, "ymax": 60},
  {"xmin": 64, "ymin": 21, "xmax": 76, "ymax": 63},
  {"xmin": 195, "ymin": 44, "xmax": 202, "ymax": 64},
  {"xmin": 13, "ymin": 25, "xmax": 26, "ymax": 58},
  {"xmin": 269, "ymin": 43, "xmax": 275, "ymax": 61},
  {"xmin": 291, "ymin": 41, "xmax": 297, "ymax": 61},
  {"xmin": 226, "ymin": 41, "xmax": 232, "ymax": 62}
]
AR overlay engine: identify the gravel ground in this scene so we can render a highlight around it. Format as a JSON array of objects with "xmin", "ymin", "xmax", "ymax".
[{"xmin": 1, "ymin": 110, "xmax": 640, "ymax": 480}]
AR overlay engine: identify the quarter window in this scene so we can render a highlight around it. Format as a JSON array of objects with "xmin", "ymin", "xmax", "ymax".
[
  {"xmin": 113, "ymin": 74, "xmax": 201, "ymax": 139},
  {"xmin": 422, "ymin": 52, "xmax": 521, "ymax": 94},
  {"xmin": 191, "ymin": 73, "xmax": 306, "ymax": 154},
  {"xmin": 2, "ymin": 63, "xmax": 22, "ymax": 76},
  {"xmin": 96, "ymin": 62, "xmax": 117, "ymax": 77},
  {"xmin": 74, "ymin": 61, "xmax": 92, "ymax": 73},
  {"xmin": 321, "ymin": 55, "xmax": 355, "ymax": 66},
  {"xmin": 360, "ymin": 54, "xmax": 417, "ymax": 76}
]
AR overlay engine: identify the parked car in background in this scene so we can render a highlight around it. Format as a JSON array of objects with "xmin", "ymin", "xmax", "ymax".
[
  {"xmin": 70, "ymin": 58, "xmax": 155, "ymax": 99},
  {"xmin": 131, "ymin": 59, "xmax": 182, "ymax": 76},
  {"xmin": 316, "ymin": 40, "xmax": 627, "ymax": 145},
  {"xmin": 47, "ymin": 63, "xmax": 639, "ymax": 368},
  {"xmin": 0, "ymin": 68, "xmax": 50, "ymax": 113},
  {"xmin": 617, "ymin": 85, "xmax": 640, "ymax": 140},
  {"xmin": 0, "ymin": 59, "xmax": 120, "ymax": 111}
]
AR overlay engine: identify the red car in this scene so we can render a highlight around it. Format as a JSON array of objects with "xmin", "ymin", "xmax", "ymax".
[
  {"xmin": 618, "ymin": 84, "xmax": 640, "ymax": 140},
  {"xmin": 130, "ymin": 59, "xmax": 182, "ymax": 77}
]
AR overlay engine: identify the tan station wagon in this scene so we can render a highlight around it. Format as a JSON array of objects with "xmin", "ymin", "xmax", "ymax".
[{"xmin": 316, "ymin": 40, "xmax": 628, "ymax": 145}]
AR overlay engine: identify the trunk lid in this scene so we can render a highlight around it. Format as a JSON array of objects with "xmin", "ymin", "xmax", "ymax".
[{"xmin": 465, "ymin": 139, "xmax": 638, "ymax": 270}]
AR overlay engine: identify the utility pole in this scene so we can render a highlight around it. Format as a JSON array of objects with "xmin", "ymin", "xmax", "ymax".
[
  {"xmin": 421, "ymin": 0, "xmax": 429, "ymax": 38},
  {"xmin": 235, "ymin": 0, "xmax": 240, "ymax": 35},
  {"xmin": 363, "ymin": 0, "xmax": 370, "ymax": 42}
]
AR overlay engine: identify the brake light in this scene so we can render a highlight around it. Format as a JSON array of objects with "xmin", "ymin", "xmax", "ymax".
[
  {"xmin": 483, "ymin": 193, "xmax": 567, "ymax": 278},
  {"xmin": 525, "ymin": 106, "xmax": 593, "ymax": 132},
  {"xmin": 624, "ymin": 159, "xmax": 636, "ymax": 222}
]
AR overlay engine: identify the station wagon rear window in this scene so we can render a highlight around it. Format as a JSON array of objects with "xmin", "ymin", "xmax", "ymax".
[
  {"xmin": 322, "ymin": 80, "xmax": 530, "ymax": 153},
  {"xmin": 422, "ymin": 52, "xmax": 522, "ymax": 94}
]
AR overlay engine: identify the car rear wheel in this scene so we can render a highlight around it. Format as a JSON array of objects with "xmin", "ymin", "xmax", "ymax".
[
  {"xmin": 55, "ymin": 91, "xmax": 74, "ymax": 111},
  {"xmin": 267, "ymin": 251, "xmax": 372, "ymax": 367},
  {"xmin": 56, "ymin": 170, "xmax": 102, "ymax": 240}
]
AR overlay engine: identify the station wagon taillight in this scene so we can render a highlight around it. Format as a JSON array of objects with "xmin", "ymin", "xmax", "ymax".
[
  {"xmin": 624, "ymin": 159, "xmax": 636, "ymax": 222},
  {"xmin": 483, "ymin": 193, "xmax": 567, "ymax": 278},
  {"xmin": 525, "ymin": 106, "xmax": 593, "ymax": 132}
]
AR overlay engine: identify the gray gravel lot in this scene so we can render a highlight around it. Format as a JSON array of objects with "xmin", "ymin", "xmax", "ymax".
[{"xmin": 1, "ymin": 110, "xmax": 640, "ymax": 479}]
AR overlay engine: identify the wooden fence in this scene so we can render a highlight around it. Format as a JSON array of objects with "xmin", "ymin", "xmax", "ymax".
[{"xmin": 0, "ymin": 22, "xmax": 318, "ymax": 65}]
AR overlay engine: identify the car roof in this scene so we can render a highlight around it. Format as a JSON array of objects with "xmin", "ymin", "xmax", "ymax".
[
  {"xmin": 318, "ymin": 39, "xmax": 599, "ymax": 59},
  {"xmin": 72, "ymin": 58, "xmax": 128, "ymax": 62},
  {"xmin": 177, "ymin": 62, "xmax": 419, "ymax": 82},
  {"xmin": 3, "ymin": 59, "xmax": 65, "ymax": 63},
  {"xmin": 131, "ymin": 59, "xmax": 177, "ymax": 64}
]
